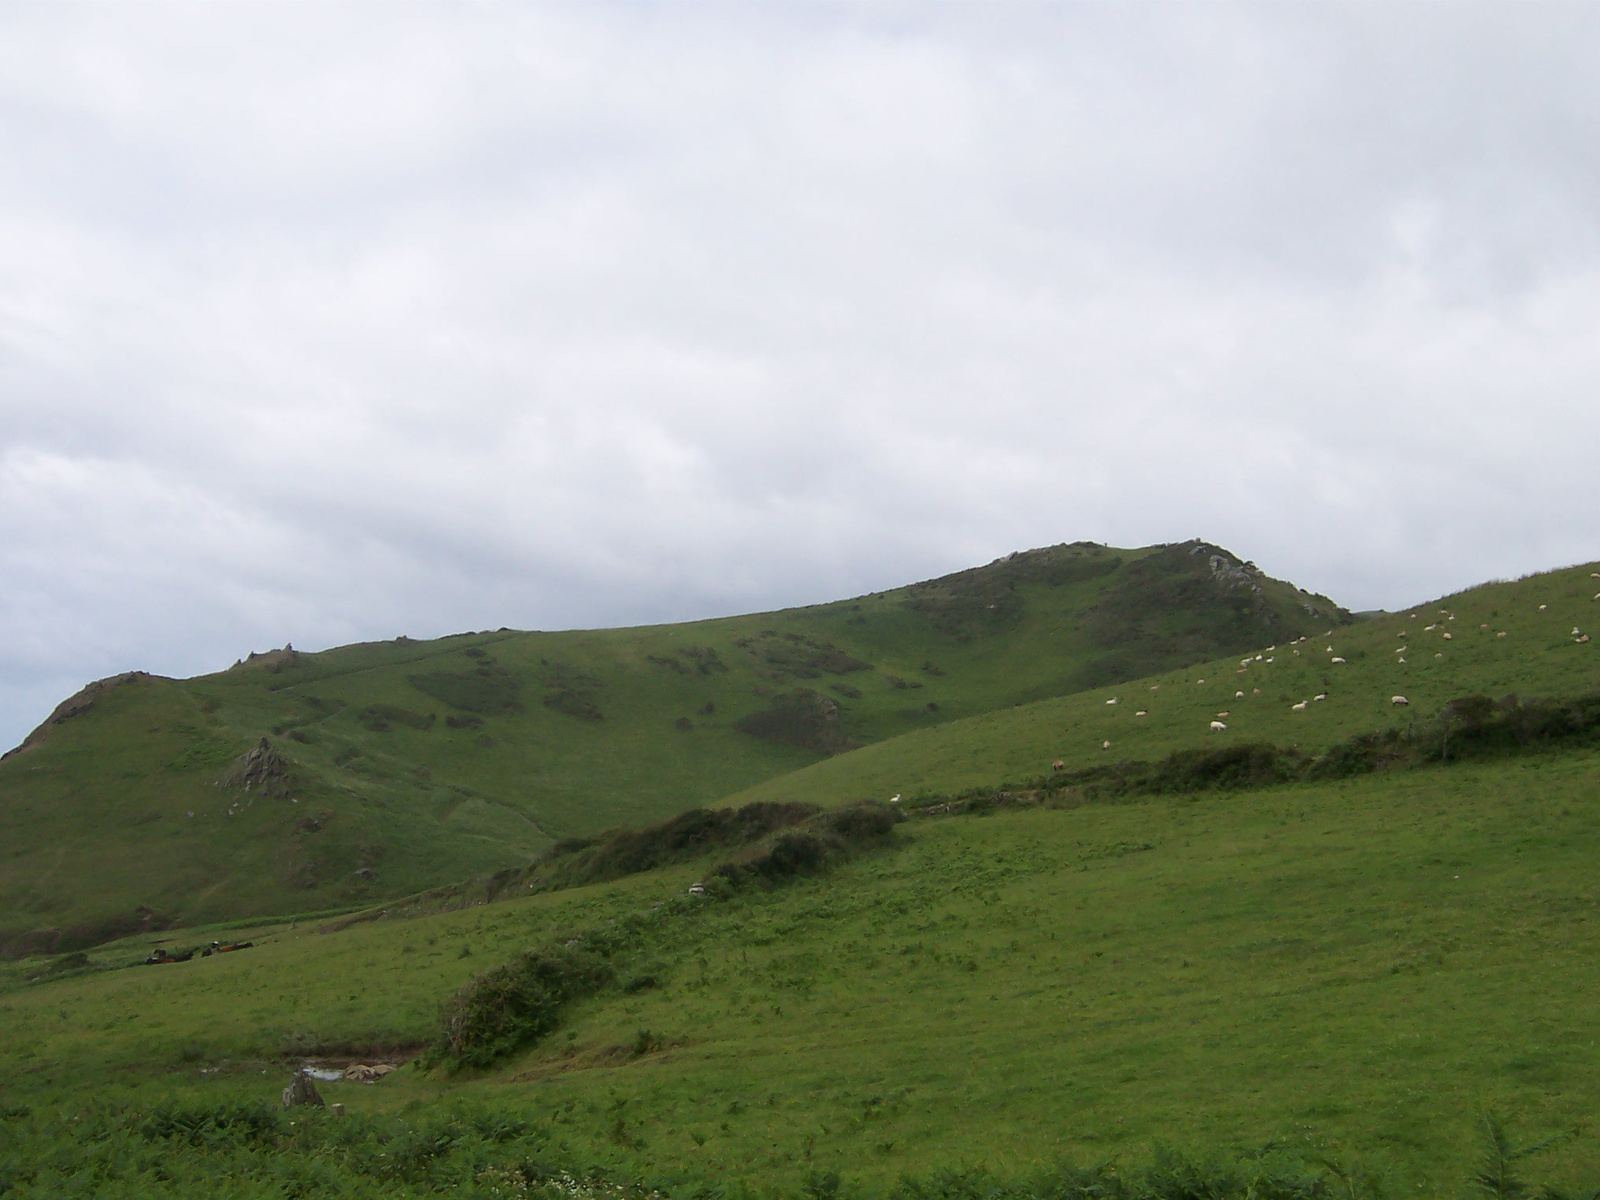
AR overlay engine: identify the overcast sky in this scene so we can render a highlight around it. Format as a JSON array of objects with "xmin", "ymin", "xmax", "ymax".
[{"xmin": 4, "ymin": 4, "xmax": 1599, "ymax": 749}]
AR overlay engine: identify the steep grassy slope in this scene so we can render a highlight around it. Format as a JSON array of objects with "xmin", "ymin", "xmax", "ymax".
[
  {"xmin": 5, "ymin": 749, "xmax": 1600, "ymax": 1195},
  {"xmin": 0, "ymin": 541, "xmax": 1345, "ymax": 947},
  {"xmin": 724, "ymin": 561, "xmax": 1600, "ymax": 808}
]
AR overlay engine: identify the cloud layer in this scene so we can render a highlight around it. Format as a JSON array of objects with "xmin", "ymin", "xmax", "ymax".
[{"xmin": 5, "ymin": 4, "xmax": 1600, "ymax": 747}]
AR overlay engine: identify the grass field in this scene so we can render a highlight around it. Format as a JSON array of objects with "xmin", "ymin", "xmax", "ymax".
[
  {"xmin": 5, "ymin": 744, "xmax": 1600, "ymax": 1196},
  {"xmin": 4, "ymin": 551, "xmax": 1599, "ymax": 1197}
]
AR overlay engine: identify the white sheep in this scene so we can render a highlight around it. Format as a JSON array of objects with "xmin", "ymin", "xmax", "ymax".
[
  {"xmin": 1398, "ymin": 657, "xmax": 1406, "ymax": 663},
  {"xmin": 1102, "ymin": 740, "xmax": 1111, "ymax": 749},
  {"xmin": 1216, "ymin": 710, "xmax": 1230, "ymax": 718},
  {"xmin": 1331, "ymin": 656, "xmax": 1346, "ymax": 663},
  {"xmin": 1496, "ymin": 631, "xmax": 1507, "ymax": 639},
  {"xmin": 1291, "ymin": 701, "xmax": 1308, "ymax": 711},
  {"xmin": 1314, "ymin": 693, "xmax": 1327, "ymax": 702},
  {"xmin": 1235, "ymin": 691, "xmax": 1244, "ymax": 698},
  {"xmin": 1391, "ymin": 696, "xmax": 1409, "ymax": 706},
  {"xmin": 1135, "ymin": 709, "xmax": 1148, "ymax": 717},
  {"xmin": 1396, "ymin": 646, "xmax": 1407, "ymax": 653},
  {"xmin": 1540, "ymin": 604, "xmax": 1548, "ymax": 611},
  {"xmin": 889, "ymin": 794, "xmax": 901, "ymax": 803},
  {"xmin": 1210, "ymin": 721, "xmax": 1227, "ymax": 731},
  {"xmin": 1265, "ymin": 656, "xmax": 1274, "ymax": 663},
  {"xmin": 1106, "ymin": 697, "xmax": 1118, "ymax": 705},
  {"xmin": 1442, "ymin": 632, "xmax": 1452, "ymax": 641}
]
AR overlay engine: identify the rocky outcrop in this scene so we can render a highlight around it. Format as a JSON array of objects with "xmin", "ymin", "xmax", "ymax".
[
  {"xmin": 220, "ymin": 737, "xmax": 290, "ymax": 796},
  {"xmin": 281, "ymin": 1073, "xmax": 324, "ymax": 1108}
]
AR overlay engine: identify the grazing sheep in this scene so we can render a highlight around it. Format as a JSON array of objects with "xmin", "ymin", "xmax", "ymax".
[
  {"xmin": 1540, "ymin": 604, "xmax": 1548, "ymax": 611},
  {"xmin": 1216, "ymin": 711, "xmax": 1230, "ymax": 718},
  {"xmin": 1574, "ymin": 628, "xmax": 1583, "ymax": 636},
  {"xmin": 1424, "ymin": 624, "xmax": 1438, "ymax": 632},
  {"xmin": 1050, "ymin": 762, "xmax": 1064, "ymax": 772},
  {"xmin": 1398, "ymin": 657, "xmax": 1406, "ymax": 663},
  {"xmin": 1391, "ymin": 696, "xmax": 1409, "ymax": 706},
  {"xmin": 1442, "ymin": 633, "xmax": 1452, "ymax": 641},
  {"xmin": 890, "ymin": 794, "xmax": 902, "ymax": 803},
  {"xmin": 1580, "ymin": 635, "xmax": 1593, "ymax": 644},
  {"xmin": 1135, "ymin": 709, "xmax": 1147, "ymax": 717},
  {"xmin": 1196, "ymin": 678, "xmax": 1206, "ymax": 684},
  {"xmin": 1436, "ymin": 653, "xmax": 1444, "ymax": 658},
  {"xmin": 1106, "ymin": 697, "xmax": 1118, "ymax": 705},
  {"xmin": 1331, "ymin": 656, "xmax": 1346, "ymax": 663},
  {"xmin": 1497, "ymin": 631, "xmax": 1507, "ymax": 638},
  {"xmin": 1396, "ymin": 646, "xmax": 1407, "ymax": 653},
  {"xmin": 1236, "ymin": 690, "xmax": 1245, "ymax": 698},
  {"xmin": 1265, "ymin": 657, "xmax": 1274, "ymax": 663},
  {"xmin": 1252, "ymin": 687, "xmax": 1261, "ymax": 694},
  {"xmin": 1210, "ymin": 721, "xmax": 1227, "ymax": 731},
  {"xmin": 1314, "ymin": 693, "xmax": 1328, "ymax": 701},
  {"xmin": 1151, "ymin": 685, "xmax": 1160, "ymax": 692},
  {"xmin": 1102, "ymin": 740, "xmax": 1111, "ymax": 749},
  {"xmin": 1291, "ymin": 701, "xmax": 1308, "ymax": 711}
]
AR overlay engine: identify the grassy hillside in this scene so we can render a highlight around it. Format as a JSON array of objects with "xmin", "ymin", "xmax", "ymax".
[
  {"xmin": 0, "ymin": 540, "xmax": 1347, "ymax": 950},
  {"xmin": 724, "ymin": 560, "xmax": 1600, "ymax": 809},
  {"xmin": 4, "ymin": 748, "xmax": 1600, "ymax": 1196}
]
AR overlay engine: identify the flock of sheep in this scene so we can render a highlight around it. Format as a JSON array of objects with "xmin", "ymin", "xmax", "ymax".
[{"xmin": 1079, "ymin": 578, "xmax": 1594, "ymax": 753}]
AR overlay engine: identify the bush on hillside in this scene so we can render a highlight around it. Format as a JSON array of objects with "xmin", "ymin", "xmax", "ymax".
[{"xmin": 431, "ymin": 946, "xmax": 612, "ymax": 1070}]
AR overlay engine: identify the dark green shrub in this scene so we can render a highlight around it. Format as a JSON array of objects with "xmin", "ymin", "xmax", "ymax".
[
  {"xmin": 432, "ymin": 946, "xmax": 612, "ymax": 1069},
  {"xmin": 826, "ymin": 801, "xmax": 899, "ymax": 840}
]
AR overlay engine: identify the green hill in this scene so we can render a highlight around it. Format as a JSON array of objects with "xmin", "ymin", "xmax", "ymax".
[
  {"xmin": 5, "ymin": 558, "xmax": 1600, "ymax": 1195},
  {"xmin": 723, "ymin": 560, "xmax": 1600, "ymax": 809},
  {"xmin": 0, "ymin": 540, "xmax": 1347, "ymax": 953}
]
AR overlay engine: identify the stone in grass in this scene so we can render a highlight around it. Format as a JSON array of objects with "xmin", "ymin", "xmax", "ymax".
[{"xmin": 281, "ymin": 1072, "xmax": 324, "ymax": 1108}]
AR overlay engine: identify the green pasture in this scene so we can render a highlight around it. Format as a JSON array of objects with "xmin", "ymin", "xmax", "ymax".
[
  {"xmin": 5, "ymin": 747, "xmax": 1600, "ymax": 1195},
  {"xmin": 727, "ymin": 562, "xmax": 1600, "ymax": 808}
]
